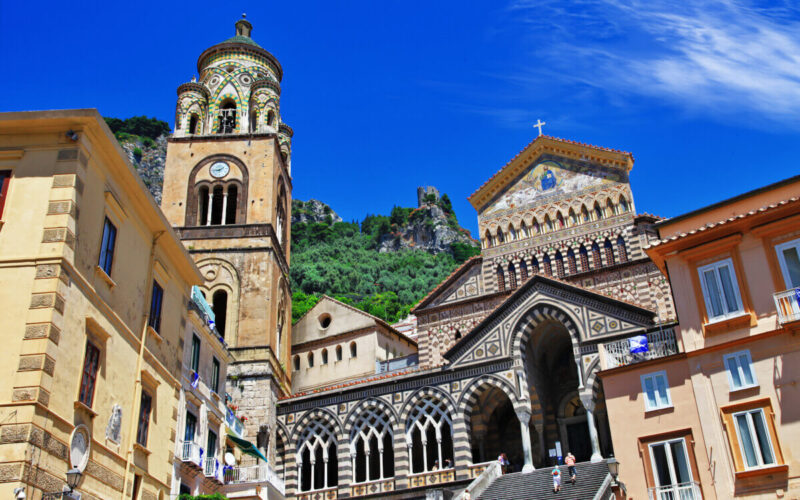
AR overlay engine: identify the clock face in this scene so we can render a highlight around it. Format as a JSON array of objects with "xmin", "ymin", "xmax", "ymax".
[{"xmin": 210, "ymin": 161, "xmax": 230, "ymax": 178}]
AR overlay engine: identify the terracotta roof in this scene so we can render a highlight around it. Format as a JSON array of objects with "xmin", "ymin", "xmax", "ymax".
[
  {"xmin": 647, "ymin": 196, "xmax": 800, "ymax": 248},
  {"xmin": 636, "ymin": 212, "xmax": 666, "ymax": 221},
  {"xmin": 411, "ymin": 256, "xmax": 483, "ymax": 312},
  {"xmin": 469, "ymin": 135, "xmax": 634, "ymax": 202}
]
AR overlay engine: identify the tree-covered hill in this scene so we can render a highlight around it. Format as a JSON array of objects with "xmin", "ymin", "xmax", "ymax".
[{"xmin": 290, "ymin": 198, "xmax": 480, "ymax": 323}]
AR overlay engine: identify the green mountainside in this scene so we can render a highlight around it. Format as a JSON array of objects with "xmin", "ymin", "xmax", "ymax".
[{"xmin": 105, "ymin": 117, "xmax": 481, "ymax": 325}]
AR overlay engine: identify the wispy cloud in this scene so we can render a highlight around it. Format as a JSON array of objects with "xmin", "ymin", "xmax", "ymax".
[{"xmin": 493, "ymin": 0, "xmax": 800, "ymax": 127}]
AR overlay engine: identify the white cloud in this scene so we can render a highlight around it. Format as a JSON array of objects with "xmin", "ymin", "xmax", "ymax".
[{"xmin": 502, "ymin": 0, "xmax": 800, "ymax": 126}]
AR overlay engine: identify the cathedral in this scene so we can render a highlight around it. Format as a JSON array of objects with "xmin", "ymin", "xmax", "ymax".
[{"xmin": 158, "ymin": 17, "xmax": 677, "ymax": 500}]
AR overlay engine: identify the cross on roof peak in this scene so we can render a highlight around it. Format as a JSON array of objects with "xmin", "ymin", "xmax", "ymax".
[{"xmin": 533, "ymin": 119, "xmax": 546, "ymax": 136}]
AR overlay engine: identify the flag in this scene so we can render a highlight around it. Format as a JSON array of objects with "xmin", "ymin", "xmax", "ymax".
[
  {"xmin": 629, "ymin": 335, "xmax": 649, "ymax": 354},
  {"xmin": 191, "ymin": 371, "xmax": 200, "ymax": 389}
]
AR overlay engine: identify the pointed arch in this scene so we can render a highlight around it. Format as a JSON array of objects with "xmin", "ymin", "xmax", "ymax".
[
  {"xmin": 544, "ymin": 214, "xmax": 553, "ymax": 232},
  {"xmin": 591, "ymin": 242, "xmax": 602, "ymax": 269},
  {"xmin": 616, "ymin": 235, "xmax": 628, "ymax": 263},
  {"xmin": 619, "ymin": 196, "xmax": 629, "ymax": 213},
  {"xmin": 484, "ymin": 229, "xmax": 493, "ymax": 248},
  {"xmin": 344, "ymin": 398, "xmax": 399, "ymax": 483},
  {"xmin": 507, "ymin": 224, "xmax": 517, "ymax": 241},
  {"xmin": 530, "ymin": 256, "xmax": 540, "ymax": 275},
  {"xmin": 543, "ymin": 254, "xmax": 552, "ymax": 277},
  {"xmin": 507, "ymin": 263, "xmax": 518, "ymax": 289},
  {"xmin": 403, "ymin": 393, "xmax": 455, "ymax": 473},
  {"xmin": 568, "ymin": 208, "xmax": 578, "ymax": 227},
  {"xmin": 556, "ymin": 212, "xmax": 565, "ymax": 229},
  {"xmin": 519, "ymin": 220, "xmax": 529, "ymax": 238},
  {"xmin": 533, "ymin": 219, "xmax": 541, "ymax": 235},
  {"xmin": 295, "ymin": 414, "xmax": 339, "ymax": 492},
  {"xmin": 593, "ymin": 201, "xmax": 603, "ymax": 221},
  {"xmin": 581, "ymin": 205, "xmax": 590, "ymax": 223},
  {"xmin": 604, "ymin": 238, "xmax": 615, "ymax": 266},
  {"xmin": 520, "ymin": 260, "xmax": 529, "ymax": 282},
  {"xmin": 496, "ymin": 228, "xmax": 505, "ymax": 244},
  {"xmin": 496, "ymin": 265, "xmax": 506, "ymax": 292},
  {"xmin": 579, "ymin": 245, "xmax": 590, "ymax": 273},
  {"xmin": 606, "ymin": 199, "xmax": 615, "ymax": 217},
  {"xmin": 554, "ymin": 250, "xmax": 565, "ymax": 278},
  {"xmin": 566, "ymin": 248, "xmax": 577, "ymax": 275}
]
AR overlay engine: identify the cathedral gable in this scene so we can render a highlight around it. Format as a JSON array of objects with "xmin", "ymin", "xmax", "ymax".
[
  {"xmin": 415, "ymin": 257, "xmax": 484, "ymax": 311},
  {"xmin": 480, "ymin": 154, "xmax": 629, "ymax": 222},
  {"xmin": 444, "ymin": 276, "xmax": 655, "ymax": 369}
]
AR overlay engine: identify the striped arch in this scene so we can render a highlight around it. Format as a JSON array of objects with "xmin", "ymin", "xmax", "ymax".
[
  {"xmin": 275, "ymin": 422, "xmax": 289, "ymax": 480},
  {"xmin": 399, "ymin": 386, "xmax": 458, "ymax": 424},
  {"xmin": 289, "ymin": 407, "xmax": 342, "ymax": 444},
  {"xmin": 510, "ymin": 303, "xmax": 582, "ymax": 368},
  {"xmin": 457, "ymin": 374, "xmax": 523, "ymax": 416},
  {"xmin": 343, "ymin": 397, "xmax": 400, "ymax": 437}
]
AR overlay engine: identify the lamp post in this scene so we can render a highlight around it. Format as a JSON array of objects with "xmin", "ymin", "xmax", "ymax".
[
  {"xmin": 607, "ymin": 457, "xmax": 625, "ymax": 500},
  {"xmin": 41, "ymin": 468, "xmax": 82, "ymax": 499}
]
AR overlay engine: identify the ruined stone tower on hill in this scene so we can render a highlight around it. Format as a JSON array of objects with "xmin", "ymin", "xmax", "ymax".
[{"xmin": 160, "ymin": 15, "xmax": 292, "ymax": 469}]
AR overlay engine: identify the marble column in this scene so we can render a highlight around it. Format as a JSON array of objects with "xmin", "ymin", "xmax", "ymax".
[
  {"xmin": 580, "ymin": 394, "xmax": 603, "ymax": 462},
  {"xmin": 221, "ymin": 189, "xmax": 229, "ymax": 225},
  {"xmin": 515, "ymin": 409, "xmax": 535, "ymax": 473},
  {"xmin": 205, "ymin": 190, "xmax": 213, "ymax": 226}
]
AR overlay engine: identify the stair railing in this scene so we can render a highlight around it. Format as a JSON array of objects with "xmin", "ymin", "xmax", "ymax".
[{"xmin": 454, "ymin": 461, "xmax": 501, "ymax": 500}]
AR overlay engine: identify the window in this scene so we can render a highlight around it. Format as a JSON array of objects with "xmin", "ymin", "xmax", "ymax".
[
  {"xmin": 507, "ymin": 263, "xmax": 517, "ymax": 289},
  {"xmin": 98, "ymin": 217, "xmax": 117, "ymax": 276},
  {"xmin": 566, "ymin": 249, "xmax": 577, "ymax": 275},
  {"xmin": 775, "ymin": 238, "xmax": 800, "ymax": 288},
  {"xmin": 508, "ymin": 226, "xmax": 516, "ymax": 241},
  {"xmin": 297, "ymin": 418, "xmax": 338, "ymax": 491},
  {"xmin": 697, "ymin": 258, "xmax": 744, "ymax": 321},
  {"xmin": 554, "ymin": 251, "xmax": 565, "ymax": 278},
  {"xmin": 604, "ymin": 239, "xmax": 615, "ymax": 266},
  {"xmin": 496, "ymin": 265, "xmax": 506, "ymax": 292},
  {"xmin": 520, "ymin": 260, "xmax": 529, "ymax": 281},
  {"xmin": 616, "ymin": 235, "xmax": 628, "ymax": 263},
  {"xmin": 0, "ymin": 170, "xmax": 10, "ymax": 219},
  {"xmin": 208, "ymin": 429, "xmax": 218, "ymax": 458},
  {"xmin": 321, "ymin": 348, "xmax": 328, "ymax": 365},
  {"xmin": 148, "ymin": 281, "xmax": 164, "ymax": 333},
  {"xmin": 648, "ymin": 438, "xmax": 694, "ymax": 495},
  {"xmin": 543, "ymin": 254, "xmax": 552, "ymax": 277},
  {"xmin": 641, "ymin": 371, "xmax": 671, "ymax": 411},
  {"xmin": 350, "ymin": 342, "xmax": 358, "ymax": 358},
  {"xmin": 406, "ymin": 396, "xmax": 454, "ymax": 473},
  {"xmin": 307, "ymin": 352, "xmax": 314, "ymax": 368},
  {"xmin": 496, "ymin": 229, "xmax": 505, "ymax": 243},
  {"xmin": 132, "ymin": 474, "xmax": 142, "ymax": 500},
  {"xmin": 579, "ymin": 246, "xmax": 589, "ymax": 272},
  {"xmin": 352, "ymin": 406, "xmax": 395, "ymax": 482},
  {"xmin": 189, "ymin": 115, "xmax": 199, "ymax": 134},
  {"xmin": 293, "ymin": 355, "xmax": 300, "ymax": 371},
  {"xmin": 136, "ymin": 390, "xmax": 152, "ymax": 446},
  {"xmin": 211, "ymin": 357, "xmax": 220, "ymax": 393},
  {"xmin": 336, "ymin": 345, "xmax": 343, "ymax": 361},
  {"xmin": 724, "ymin": 350, "xmax": 757, "ymax": 390},
  {"xmin": 191, "ymin": 335, "xmax": 201, "ymax": 372},
  {"xmin": 185, "ymin": 412, "xmax": 197, "ymax": 443},
  {"xmin": 218, "ymin": 100, "xmax": 237, "ymax": 134},
  {"xmin": 591, "ymin": 242, "xmax": 601, "ymax": 270},
  {"xmin": 734, "ymin": 408, "xmax": 776, "ymax": 469},
  {"xmin": 78, "ymin": 341, "xmax": 101, "ymax": 407},
  {"xmin": 212, "ymin": 290, "xmax": 228, "ymax": 338}
]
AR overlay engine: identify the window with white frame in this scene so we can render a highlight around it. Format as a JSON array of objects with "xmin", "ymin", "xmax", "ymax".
[
  {"xmin": 351, "ymin": 406, "xmax": 395, "ymax": 483},
  {"xmin": 724, "ymin": 350, "xmax": 757, "ymax": 391},
  {"xmin": 733, "ymin": 408, "xmax": 776, "ymax": 469},
  {"xmin": 641, "ymin": 371, "xmax": 671, "ymax": 411},
  {"xmin": 648, "ymin": 438, "xmax": 694, "ymax": 494},
  {"xmin": 297, "ymin": 418, "xmax": 338, "ymax": 492},
  {"xmin": 697, "ymin": 258, "xmax": 744, "ymax": 321},
  {"xmin": 775, "ymin": 238, "xmax": 800, "ymax": 289},
  {"xmin": 406, "ymin": 397, "xmax": 454, "ymax": 473}
]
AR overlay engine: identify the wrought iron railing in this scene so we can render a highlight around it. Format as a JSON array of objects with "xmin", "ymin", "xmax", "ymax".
[
  {"xmin": 179, "ymin": 440, "xmax": 202, "ymax": 466},
  {"xmin": 376, "ymin": 354, "xmax": 418, "ymax": 374},
  {"xmin": 774, "ymin": 288, "xmax": 800, "ymax": 325},
  {"xmin": 204, "ymin": 456, "xmax": 221, "ymax": 480},
  {"xmin": 647, "ymin": 481, "xmax": 702, "ymax": 500},
  {"xmin": 603, "ymin": 328, "xmax": 679, "ymax": 369}
]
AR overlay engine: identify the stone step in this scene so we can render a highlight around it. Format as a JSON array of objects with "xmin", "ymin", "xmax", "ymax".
[{"xmin": 478, "ymin": 461, "xmax": 610, "ymax": 500}]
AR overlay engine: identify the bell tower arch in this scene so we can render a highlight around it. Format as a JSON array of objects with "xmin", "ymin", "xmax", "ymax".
[{"xmin": 161, "ymin": 15, "xmax": 292, "ymax": 462}]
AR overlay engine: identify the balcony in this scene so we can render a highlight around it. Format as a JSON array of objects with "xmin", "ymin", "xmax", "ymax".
[
  {"xmin": 376, "ymin": 354, "xmax": 418, "ymax": 374},
  {"xmin": 602, "ymin": 328, "xmax": 679, "ymax": 369},
  {"xmin": 223, "ymin": 464, "xmax": 285, "ymax": 495},
  {"xmin": 648, "ymin": 481, "xmax": 702, "ymax": 500},
  {"xmin": 179, "ymin": 440, "xmax": 202, "ymax": 467},
  {"xmin": 774, "ymin": 288, "xmax": 800, "ymax": 325},
  {"xmin": 204, "ymin": 456, "xmax": 222, "ymax": 483},
  {"xmin": 189, "ymin": 286, "xmax": 225, "ymax": 343}
]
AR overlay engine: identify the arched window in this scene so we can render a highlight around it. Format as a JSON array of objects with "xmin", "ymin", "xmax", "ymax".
[
  {"xmin": 496, "ymin": 229, "xmax": 505, "ymax": 244},
  {"xmin": 591, "ymin": 242, "xmax": 602, "ymax": 269},
  {"xmin": 619, "ymin": 197, "xmax": 629, "ymax": 213},
  {"xmin": 226, "ymin": 185, "xmax": 238, "ymax": 224},
  {"xmin": 250, "ymin": 109, "xmax": 259, "ymax": 133},
  {"xmin": 507, "ymin": 263, "xmax": 517, "ymax": 289},
  {"xmin": 210, "ymin": 186, "xmax": 224, "ymax": 224},
  {"xmin": 508, "ymin": 225, "xmax": 516, "ymax": 241},
  {"xmin": 218, "ymin": 100, "xmax": 237, "ymax": 134},
  {"xmin": 533, "ymin": 220, "xmax": 541, "ymax": 235},
  {"xmin": 496, "ymin": 265, "xmax": 506, "ymax": 292},
  {"xmin": 519, "ymin": 221, "xmax": 528, "ymax": 238},
  {"xmin": 545, "ymin": 215, "xmax": 553, "ymax": 232},
  {"xmin": 579, "ymin": 246, "xmax": 589, "ymax": 272},
  {"xmin": 267, "ymin": 109, "xmax": 276, "ymax": 127},
  {"xmin": 557, "ymin": 213, "xmax": 565, "ymax": 229},
  {"xmin": 336, "ymin": 345, "xmax": 343, "ymax": 361},
  {"xmin": 293, "ymin": 355, "xmax": 300, "ymax": 372},
  {"xmin": 594, "ymin": 202, "xmax": 603, "ymax": 221},
  {"xmin": 276, "ymin": 300, "xmax": 285, "ymax": 356},
  {"xmin": 189, "ymin": 114, "xmax": 199, "ymax": 135},
  {"xmin": 307, "ymin": 352, "xmax": 314, "ymax": 368},
  {"xmin": 276, "ymin": 186, "xmax": 288, "ymax": 247},
  {"xmin": 321, "ymin": 348, "xmax": 329, "ymax": 365},
  {"xmin": 531, "ymin": 256, "xmax": 539, "ymax": 275},
  {"xmin": 606, "ymin": 199, "xmax": 615, "ymax": 217},
  {"xmin": 617, "ymin": 235, "xmax": 628, "ymax": 263},
  {"xmin": 604, "ymin": 239, "xmax": 615, "ymax": 266},
  {"xmin": 554, "ymin": 251, "xmax": 565, "ymax": 278},
  {"xmin": 484, "ymin": 230, "xmax": 492, "ymax": 248},
  {"xmin": 520, "ymin": 260, "xmax": 529, "ymax": 281},
  {"xmin": 212, "ymin": 290, "xmax": 228, "ymax": 339},
  {"xmin": 297, "ymin": 419, "xmax": 338, "ymax": 491},
  {"xmin": 281, "ymin": 149, "xmax": 289, "ymax": 165},
  {"xmin": 581, "ymin": 206, "xmax": 590, "ymax": 223},
  {"xmin": 198, "ymin": 185, "xmax": 210, "ymax": 225},
  {"xmin": 351, "ymin": 407, "xmax": 395, "ymax": 483},
  {"xmin": 569, "ymin": 208, "xmax": 578, "ymax": 227},
  {"xmin": 406, "ymin": 397, "xmax": 454, "ymax": 473},
  {"xmin": 543, "ymin": 254, "xmax": 552, "ymax": 277},
  {"xmin": 454, "ymin": 329, "xmax": 462, "ymax": 340},
  {"xmin": 350, "ymin": 342, "xmax": 358, "ymax": 358},
  {"xmin": 567, "ymin": 249, "xmax": 577, "ymax": 274}
]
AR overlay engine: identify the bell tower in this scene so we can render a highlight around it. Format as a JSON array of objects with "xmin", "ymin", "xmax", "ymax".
[{"xmin": 161, "ymin": 15, "xmax": 292, "ymax": 461}]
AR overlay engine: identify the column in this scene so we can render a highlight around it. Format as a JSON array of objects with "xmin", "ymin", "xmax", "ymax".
[
  {"xmin": 515, "ymin": 409, "xmax": 535, "ymax": 473},
  {"xmin": 205, "ymin": 189, "xmax": 213, "ymax": 226},
  {"xmin": 580, "ymin": 394, "xmax": 603, "ymax": 462},
  {"xmin": 221, "ymin": 187, "xmax": 229, "ymax": 225}
]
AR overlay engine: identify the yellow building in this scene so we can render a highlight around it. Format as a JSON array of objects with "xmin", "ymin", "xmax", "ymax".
[{"xmin": 0, "ymin": 109, "xmax": 203, "ymax": 500}]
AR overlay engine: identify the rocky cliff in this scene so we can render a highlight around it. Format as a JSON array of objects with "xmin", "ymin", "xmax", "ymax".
[
  {"xmin": 377, "ymin": 203, "xmax": 477, "ymax": 254},
  {"xmin": 118, "ymin": 136, "xmax": 167, "ymax": 203},
  {"xmin": 292, "ymin": 199, "xmax": 343, "ymax": 225}
]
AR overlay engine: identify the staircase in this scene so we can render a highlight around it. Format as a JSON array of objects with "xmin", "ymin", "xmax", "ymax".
[{"xmin": 478, "ymin": 461, "xmax": 611, "ymax": 500}]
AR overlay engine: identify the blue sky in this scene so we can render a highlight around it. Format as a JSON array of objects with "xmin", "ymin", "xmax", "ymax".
[{"xmin": 2, "ymin": 0, "xmax": 799, "ymax": 236}]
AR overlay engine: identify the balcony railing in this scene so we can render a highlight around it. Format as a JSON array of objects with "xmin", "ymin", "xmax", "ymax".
[
  {"xmin": 376, "ymin": 354, "xmax": 418, "ymax": 374},
  {"xmin": 648, "ymin": 481, "xmax": 702, "ymax": 500},
  {"xmin": 775, "ymin": 288, "xmax": 800, "ymax": 325},
  {"xmin": 189, "ymin": 286, "xmax": 224, "ymax": 343},
  {"xmin": 603, "ymin": 328, "xmax": 679, "ymax": 369},
  {"xmin": 204, "ymin": 456, "xmax": 222, "ymax": 481},
  {"xmin": 224, "ymin": 464, "xmax": 285, "ymax": 495},
  {"xmin": 179, "ymin": 441, "xmax": 202, "ymax": 467}
]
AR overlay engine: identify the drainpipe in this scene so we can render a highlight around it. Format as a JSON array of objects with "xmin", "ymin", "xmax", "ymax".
[{"xmin": 121, "ymin": 231, "xmax": 164, "ymax": 500}]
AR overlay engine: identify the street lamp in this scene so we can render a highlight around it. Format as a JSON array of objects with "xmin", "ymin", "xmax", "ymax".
[
  {"xmin": 607, "ymin": 457, "xmax": 619, "ymax": 481},
  {"xmin": 66, "ymin": 468, "xmax": 82, "ymax": 493}
]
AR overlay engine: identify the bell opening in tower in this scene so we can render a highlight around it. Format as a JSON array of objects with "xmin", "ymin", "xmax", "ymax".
[{"xmin": 218, "ymin": 100, "xmax": 237, "ymax": 134}]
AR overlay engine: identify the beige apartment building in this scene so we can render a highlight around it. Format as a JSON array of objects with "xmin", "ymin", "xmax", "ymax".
[
  {"xmin": 601, "ymin": 174, "xmax": 800, "ymax": 499},
  {"xmin": 0, "ymin": 109, "xmax": 204, "ymax": 500}
]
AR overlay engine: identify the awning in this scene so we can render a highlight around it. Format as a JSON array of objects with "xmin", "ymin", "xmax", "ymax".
[{"xmin": 227, "ymin": 432, "xmax": 269, "ymax": 463}]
